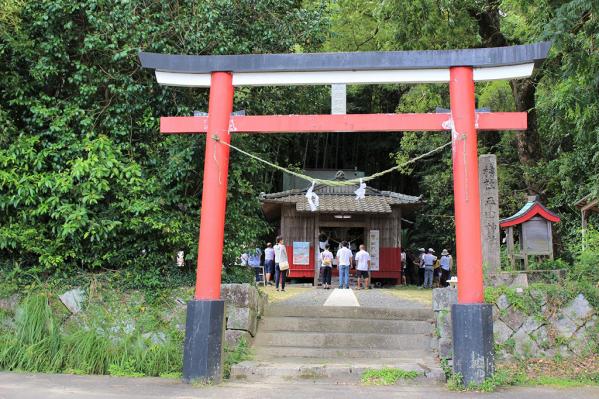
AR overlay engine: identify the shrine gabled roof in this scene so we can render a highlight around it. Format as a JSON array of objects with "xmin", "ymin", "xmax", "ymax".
[
  {"xmin": 499, "ymin": 200, "xmax": 560, "ymax": 228},
  {"xmin": 260, "ymin": 184, "xmax": 422, "ymax": 214}
]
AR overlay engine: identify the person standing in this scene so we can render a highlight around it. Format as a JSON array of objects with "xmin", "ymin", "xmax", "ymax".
[
  {"xmin": 320, "ymin": 244, "xmax": 334, "ymax": 289},
  {"xmin": 264, "ymin": 242, "xmax": 275, "ymax": 286},
  {"xmin": 274, "ymin": 236, "xmax": 289, "ymax": 292},
  {"xmin": 336, "ymin": 241, "xmax": 353, "ymax": 289},
  {"xmin": 440, "ymin": 249, "xmax": 453, "ymax": 287},
  {"xmin": 401, "ymin": 249, "xmax": 407, "ymax": 285},
  {"xmin": 355, "ymin": 244, "xmax": 371, "ymax": 290},
  {"xmin": 423, "ymin": 248, "xmax": 437, "ymax": 289},
  {"xmin": 416, "ymin": 248, "xmax": 426, "ymax": 288},
  {"xmin": 248, "ymin": 247, "xmax": 262, "ymax": 282}
]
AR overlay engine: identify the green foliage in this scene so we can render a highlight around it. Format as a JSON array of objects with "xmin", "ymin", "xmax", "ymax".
[
  {"xmin": 318, "ymin": 0, "xmax": 599, "ymax": 256},
  {"xmin": 361, "ymin": 367, "xmax": 420, "ymax": 385},
  {"xmin": 447, "ymin": 369, "xmax": 525, "ymax": 392},
  {"xmin": 1, "ymin": 0, "xmax": 598, "ymax": 288},
  {"xmin": 0, "ymin": 293, "xmax": 183, "ymax": 377},
  {"xmin": 0, "ymin": 0, "xmax": 327, "ymax": 286},
  {"xmin": 223, "ymin": 338, "xmax": 252, "ymax": 379},
  {"xmin": 570, "ymin": 226, "xmax": 599, "ymax": 284}
]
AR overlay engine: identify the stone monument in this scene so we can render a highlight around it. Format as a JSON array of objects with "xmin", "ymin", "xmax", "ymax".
[{"xmin": 479, "ymin": 154, "xmax": 501, "ymax": 279}]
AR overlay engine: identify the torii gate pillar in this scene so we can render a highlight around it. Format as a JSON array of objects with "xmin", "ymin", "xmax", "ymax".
[
  {"xmin": 182, "ymin": 72, "xmax": 234, "ymax": 383},
  {"xmin": 449, "ymin": 67, "xmax": 494, "ymax": 383}
]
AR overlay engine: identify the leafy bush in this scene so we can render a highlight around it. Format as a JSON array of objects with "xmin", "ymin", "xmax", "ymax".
[
  {"xmin": 0, "ymin": 0, "xmax": 325, "ymax": 286},
  {"xmin": 570, "ymin": 226, "xmax": 599, "ymax": 285},
  {"xmin": 0, "ymin": 294, "xmax": 183, "ymax": 377}
]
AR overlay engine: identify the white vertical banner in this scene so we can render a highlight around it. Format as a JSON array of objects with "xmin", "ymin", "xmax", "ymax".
[
  {"xmin": 331, "ymin": 84, "xmax": 347, "ymax": 115},
  {"xmin": 369, "ymin": 230, "xmax": 380, "ymax": 271}
]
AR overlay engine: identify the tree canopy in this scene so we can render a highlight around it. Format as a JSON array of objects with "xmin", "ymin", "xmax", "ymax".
[{"xmin": 1, "ymin": 0, "xmax": 597, "ymax": 285}]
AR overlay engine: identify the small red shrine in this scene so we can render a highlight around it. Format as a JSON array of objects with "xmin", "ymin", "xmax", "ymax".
[{"xmin": 500, "ymin": 196, "xmax": 560, "ymax": 268}]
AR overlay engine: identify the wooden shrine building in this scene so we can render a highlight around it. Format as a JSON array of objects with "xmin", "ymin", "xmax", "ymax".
[{"xmin": 260, "ymin": 172, "xmax": 422, "ymax": 283}]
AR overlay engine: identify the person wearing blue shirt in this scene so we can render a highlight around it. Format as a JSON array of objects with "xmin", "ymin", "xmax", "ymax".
[
  {"xmin": 248, "ymin": 247, "xmax": 262, "ymax": 282},
  {"xmin": 439, "ymin": 249, "xmax": 453, "ymax": 287}
]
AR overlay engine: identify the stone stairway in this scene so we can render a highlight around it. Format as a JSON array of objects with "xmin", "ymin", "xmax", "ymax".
[{"xmin": 231, "ymin": 302, "xmax": 444, "ymax": 382}]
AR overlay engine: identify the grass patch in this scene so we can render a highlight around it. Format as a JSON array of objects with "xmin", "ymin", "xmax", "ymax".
[
  {"xmin": 223, "ymin": 338, "xmax": 252, "ymax": 379},
  {"xmin": 361, "ymin": 367, "xmax": 421, "ymax": 385},
  {"xmin": 0, "ymin": 293, "xmax": 183, "ymax": 377},
  {"xmin": 386, "ymin": 286, "xmax": 433, "ymax": 305},
  {"xmin": 260, "ymin": 285, "xmax": 306, "ymax": 303},
  {"xmin": 531, "ymin": 375, "xmax": 599, "ymax": 387},
  {"xmin": 446, "ymin": 356, "xmax": 599, "ymax": 392}
]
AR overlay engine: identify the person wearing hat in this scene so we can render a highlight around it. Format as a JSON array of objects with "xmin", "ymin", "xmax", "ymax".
[
  {"xmin": 422, "ymin": 248, "xmax": 437, "ymax": 289},
  {"xmin": 416, "ymin": 248, "xmax": 426, "ymax": 288},
  {"xmin": 439, "ymin": 249, "xmax": 453, "ymax": 287}
]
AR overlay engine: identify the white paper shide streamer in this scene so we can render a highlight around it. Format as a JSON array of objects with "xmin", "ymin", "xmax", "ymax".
[
  {"xmin": 305, "ymin": 181, "xmax": 319, "ymax": 211},
  {"xmin": 354, "ymin": 178, "xmax": 366, "ymax": 200}
]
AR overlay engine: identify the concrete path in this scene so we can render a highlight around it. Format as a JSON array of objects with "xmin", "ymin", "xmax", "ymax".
[
  {"xmin": 323, "ymin": 288, "xmax": 359, "ymax": 306},
  {"xmin": 1, "ymin": 372, "xmax": 599, "ymax": 399},
  {"xmin": 277, "ymin": 285, "xmax": 427, "ymax": 308}
]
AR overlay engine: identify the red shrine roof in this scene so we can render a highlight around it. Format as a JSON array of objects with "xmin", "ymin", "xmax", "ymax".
[{"xmin": 499, "ymin": 200, "xmax": 560, "ymax": 228}]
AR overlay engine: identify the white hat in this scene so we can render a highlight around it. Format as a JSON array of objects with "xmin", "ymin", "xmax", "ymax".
[
  {"xmin": 418, "ymin": 248, "xmax": 425, "ymax": 252},
  {"xmin": 441, "ymin": 249, "xmax": 449, "ymax": 255},
  {"xmin": 428, "ymin": 248, "xmax": 435, "ymax": 253}
]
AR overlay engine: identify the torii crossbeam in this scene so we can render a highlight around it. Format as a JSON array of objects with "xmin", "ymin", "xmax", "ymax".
[{"xmin": 140, "ymin": 41, "xmax": 550, "ymax": 385}]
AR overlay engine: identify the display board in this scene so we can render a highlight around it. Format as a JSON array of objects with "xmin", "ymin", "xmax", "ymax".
[
  {"xmin": 368, "ymin": 230, "xmax": 380, "ymax": 271},
  {"xmin": 292, "ymin": 241, "xmax": 310, "ymax": 265},
  {"xmin": 522, "ymin": 217, "xmax": 551, "ymax": 255}
]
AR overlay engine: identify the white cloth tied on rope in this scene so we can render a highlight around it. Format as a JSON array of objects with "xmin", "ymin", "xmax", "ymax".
[
  {"xmin": 354, "ymin": 178, "xmax": 366, "ymax": 200},
  {"xmin": 305, "ymin": 181, "xmax": 319, "ymax": 211}
]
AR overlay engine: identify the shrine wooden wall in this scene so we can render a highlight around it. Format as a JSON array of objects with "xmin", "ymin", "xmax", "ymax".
[
  {"xmin": 280, "ymin": 205, "xmax": 402, "ymax": 248},
  {"xmin": 367, "ymin": 207, "xmax": 402, "ymax": 248},
  {"xmin": 280, "ymin": 205, "xmax": 316, "ymax": 243}
]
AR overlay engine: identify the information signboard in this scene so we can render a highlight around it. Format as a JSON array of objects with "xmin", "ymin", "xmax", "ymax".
[
  {"xmin": 368, "ymin": 230, "xmax": 380, "ymax": 271},
  {"xmin": 293, "ymin": 241, "xmax": 310, "ymax": 265}
]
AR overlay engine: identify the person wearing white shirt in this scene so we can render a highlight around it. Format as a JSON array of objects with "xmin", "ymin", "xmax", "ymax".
[
  {"xmin": 355, "ymin": 245, "xmax": 371, "ymax": 290},
  {"xmin": 336, "ymin": 241, "xmax": 353, "ymax": 289},
  {"xmin": 319, "ymin": 244, "xmax": 334, "ymax": 289},
  {"xmin": 273, "ymin": 236, "xmax": 289, "ymax": 291}
]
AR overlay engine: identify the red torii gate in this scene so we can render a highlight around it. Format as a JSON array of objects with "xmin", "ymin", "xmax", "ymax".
[{"xmin": 140, "ymin": 41, "xmax": 550, "ymax": 385}]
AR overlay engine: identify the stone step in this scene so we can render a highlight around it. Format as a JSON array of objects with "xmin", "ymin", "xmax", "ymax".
[
  {"xmin": 260, "ymin": 316, "xmax": 433, "ymax": 334},
  {"xmin": 264, "ymin": 305, "xmax": 432, "ymax": 321},
  {"xmin": 253, "ymin": 331, "xmax": 431, "ymax": 350},
  {"xmin": 253, "ymin": 346, "xmax": 437, "ymax": 361},
  {"xmin": 254, "ymin": 350, "xmax": 436, "ymax": 362},
  {"xmin": 230, "ymin": 357, "xmax": 445, "ymax": 383}
]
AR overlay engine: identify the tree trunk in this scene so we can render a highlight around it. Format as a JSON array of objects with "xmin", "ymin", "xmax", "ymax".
[{"xmin": 468, "ymin": 1, "xmax": 542, "ymax": 194}]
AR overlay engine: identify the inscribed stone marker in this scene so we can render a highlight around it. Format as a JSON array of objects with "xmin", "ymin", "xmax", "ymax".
[{"xmin": 479, "ymin": 154, "xmax": 501, "ymax": 279}]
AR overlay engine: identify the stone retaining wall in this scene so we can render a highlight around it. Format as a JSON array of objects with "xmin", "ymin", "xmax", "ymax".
[
  {"xmin": 221, "ymin": 283, "xmax": 268, "ymax": 347},
  {"xmin": 0, "ymin": 284, "xmax": 266, "ymax": 349},
  {"xmin": 432, "ymin": 287, "xmax": 597, "ymax": 361}
]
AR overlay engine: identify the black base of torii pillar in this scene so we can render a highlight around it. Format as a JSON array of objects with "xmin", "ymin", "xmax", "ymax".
[
  {"xmin": 182, "ymin": 300, "xmax": 226, "ymax": 383},
  {"xmin": 452, "ymin": 304, "xmax": 495, "ymax": 384}
]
